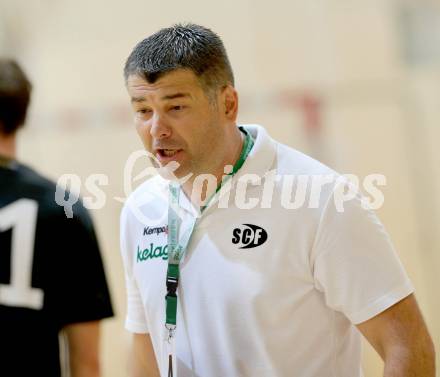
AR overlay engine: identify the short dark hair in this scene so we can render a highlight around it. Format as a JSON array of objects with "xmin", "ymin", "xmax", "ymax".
[
  {"xmin": 0, "ymin": 59, "xmax": 32, "ymax": 135},
  {"xmin": 124, "ymin": 23, "xmax": 234, "ymax": 96}
]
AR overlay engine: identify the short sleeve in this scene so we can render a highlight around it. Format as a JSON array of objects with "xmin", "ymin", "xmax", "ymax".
[
  {"xmin": 49, "ymin": 201, "xmax": 114, "ymax": 327},
  {"xmin": 312, "ymin": 189, "xmax": 414, "ymax": 325},
  {"xmin": 120, "ymin": 205, "xmax": 149, "ymax": 333}
]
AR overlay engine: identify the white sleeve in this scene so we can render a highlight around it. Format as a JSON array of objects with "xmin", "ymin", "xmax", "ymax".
[
  {"xmin": 120, "ymin": 206, "xmax": 149, "ymax": 333},
  {"xmin": 312, "ymin": 189, "xmax": 414, "ymax": 325}
]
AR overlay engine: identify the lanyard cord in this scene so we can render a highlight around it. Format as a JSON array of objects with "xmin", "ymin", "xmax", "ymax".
[{"xmin": 164, "ymin": 129, "xmax": 254, "ymax": 373}]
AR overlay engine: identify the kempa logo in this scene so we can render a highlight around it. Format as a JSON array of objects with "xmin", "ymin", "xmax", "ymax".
[
  {"xmin": 143, "ymin": 225, "xmax": 168, "ymax": 236},
  {"xmin": 232, "ymin": 224, "xmax": 268, "ymax": 249},
  {"xmin": 137, "ymin": 243, "xmax": 168, "ymax": 262}
]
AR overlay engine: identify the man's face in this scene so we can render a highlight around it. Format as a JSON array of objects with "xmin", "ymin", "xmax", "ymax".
[{"xmin": 126, "ymin": 69, "xmax": 226, "ymax": 180}]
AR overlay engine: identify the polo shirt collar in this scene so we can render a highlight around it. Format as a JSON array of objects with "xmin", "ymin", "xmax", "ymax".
[
  {"xmin": 233, "ymin": 124, "xmax": 277, "ymax": 181},
  {"xmin": 184, "ymin": 124, "xmax": 277, "ymax": 216}
]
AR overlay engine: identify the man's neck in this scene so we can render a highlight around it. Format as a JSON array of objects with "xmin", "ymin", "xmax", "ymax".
[
  {"xmin": 0, "ymin": 132, "xmax": 17, "ymax": 160},
  {"xmin": 182, "ymin": 127, "xmax": 244, "ymax": 208}
]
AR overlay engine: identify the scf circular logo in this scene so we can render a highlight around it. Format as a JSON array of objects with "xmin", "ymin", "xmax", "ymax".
[{"xmin": 232, "ymin": 224, "xmax": 268, "ymax": 249}]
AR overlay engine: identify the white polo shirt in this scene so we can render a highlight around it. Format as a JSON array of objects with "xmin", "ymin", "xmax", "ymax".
[{"xmin": 120, "ymin": 125, "xmax": 413, "ymax": 377}]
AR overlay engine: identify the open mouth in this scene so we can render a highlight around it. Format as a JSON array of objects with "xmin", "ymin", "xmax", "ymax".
[
  {"xmin": 156, "ymin": 149, "xmax": 182, "ymax": 159},
  {"xmin": 159, "ymin": 149, "xmax": 179, "ymax": 157}
]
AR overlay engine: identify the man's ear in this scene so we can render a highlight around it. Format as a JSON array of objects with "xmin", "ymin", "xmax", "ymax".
[{"xmin": 222, "ymin": 85, "xmax": 238, "ymax": 121}]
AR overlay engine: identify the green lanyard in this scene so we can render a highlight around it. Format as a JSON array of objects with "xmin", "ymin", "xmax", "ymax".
[{"xmin": 164, "ymin": 129, "xmax": 254, "ymax": 375}]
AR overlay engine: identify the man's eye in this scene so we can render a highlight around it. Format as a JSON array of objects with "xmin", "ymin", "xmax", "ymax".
[
  {"xmin": 137, "ymin": 109, "xmax": 151, "ymax": 114},
  {"xmin": 171, "ymin": 105, "xmax": 184, "ymax": 111}
]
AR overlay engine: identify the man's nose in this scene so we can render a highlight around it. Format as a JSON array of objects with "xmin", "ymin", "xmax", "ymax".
[{"xmin": 150, "ymin": 113, "xmax": 171, "ymax": 139}]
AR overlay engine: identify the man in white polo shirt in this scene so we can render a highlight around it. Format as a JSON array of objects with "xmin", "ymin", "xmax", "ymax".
[{"xmin": 120, "ymin": 24, "xmax": 435, "ymax": 377}]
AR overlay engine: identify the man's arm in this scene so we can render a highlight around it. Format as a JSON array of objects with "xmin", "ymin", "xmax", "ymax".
[
  {"xmin": 129, "ymin": 333, "xmax": 161, "ymax": 377},
  {"xmin": 64, "ymin": 321, "xmax": 101, "ymax": 377},
  {"xmin": 356, "ymin": 294, "xmax": 435, "ymax": 376}
]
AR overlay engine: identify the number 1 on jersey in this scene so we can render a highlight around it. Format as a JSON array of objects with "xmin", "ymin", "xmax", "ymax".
[{"xmin": 0, "ymin": 199, "xmax": 44, "ymax": 309}]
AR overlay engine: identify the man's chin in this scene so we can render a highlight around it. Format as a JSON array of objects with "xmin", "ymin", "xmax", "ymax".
[
  {"xmin": 147, "ymin": 154, "xmax": 193, "ymax": 183},
  {"xmin": 156, "ymin": 164, "xmax": 192, "ymax": 183}
]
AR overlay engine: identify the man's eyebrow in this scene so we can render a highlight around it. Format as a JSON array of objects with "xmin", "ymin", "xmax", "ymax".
[
  {"xmin": 131, "ymin": 96, "xmax": 146, "ymax": 103},
  {"xmin": 130, "ymin": 92, "xmax": 191, "ymax": 103},
  {"xmin": 161, "ymin": 92, "xmax": 191, "ymax": 101}
]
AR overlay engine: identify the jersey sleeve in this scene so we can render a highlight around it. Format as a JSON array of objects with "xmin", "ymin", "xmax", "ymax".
[
  {"xmin": 120, "ymin": 205, "xmax": 149, "ymax": 333},
  {"xmin": 51, "ymin": 200, "xmax": 114, "ymax": 327},
  {"xmin": 312, "ymin": 184, "xmax": 414, "ymax": 324}
]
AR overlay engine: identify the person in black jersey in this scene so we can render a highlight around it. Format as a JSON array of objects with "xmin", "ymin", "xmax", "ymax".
[{"xmin": 0, "ymin": 59, "xmax": 114, "ymax": 376}]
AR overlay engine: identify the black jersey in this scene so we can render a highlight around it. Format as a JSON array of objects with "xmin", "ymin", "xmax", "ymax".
[{"xmin": 0, "ymin": 159, "xmax": 113, "ymax": 376}]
